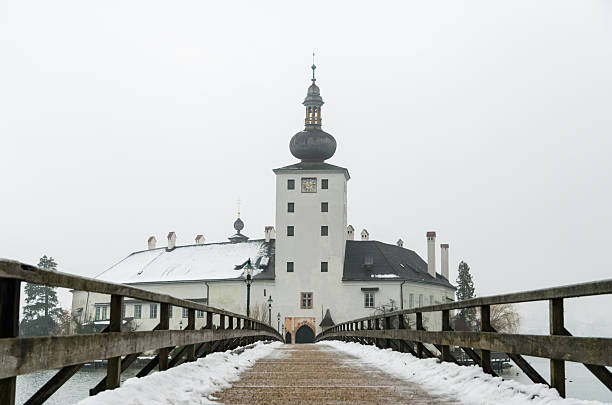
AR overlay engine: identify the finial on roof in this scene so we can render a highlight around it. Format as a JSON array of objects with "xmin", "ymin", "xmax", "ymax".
[
  {"xmin": 311, "ymin": 52, "xmax": 316, "ymax": 83},
  {"xmin": 237, "ymin": 198, "xmax": 241, "ymax": 219}
]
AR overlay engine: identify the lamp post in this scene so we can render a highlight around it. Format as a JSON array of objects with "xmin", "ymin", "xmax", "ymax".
[
  {"xmin": 277, "ymin": 312, "xmax": 281, "ymax": 333},
  {"xmin": 244, "ymin": 259, "xmax": 254, "ymax": 317},
  {"xmin": 267, "ymin": 295, "xmax": 273, "ymax": 326},
  {"xmin": 179, "ymin": 320, "xmax": 183, "ymax": 330}
]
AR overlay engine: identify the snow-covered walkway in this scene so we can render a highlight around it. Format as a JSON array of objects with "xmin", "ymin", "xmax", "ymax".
[{"xmin": 76, "ymin": 341, "xmax": 609, "ymax": 405}]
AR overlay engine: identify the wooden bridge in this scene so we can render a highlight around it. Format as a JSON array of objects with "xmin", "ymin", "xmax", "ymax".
[{"xmin": 0, "ymin": 258, "xmax": 611, "ymax": 404}]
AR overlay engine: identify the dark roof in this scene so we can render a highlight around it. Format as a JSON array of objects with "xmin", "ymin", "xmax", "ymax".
[
  {"xmin": 343, "ymin": 240, "xmax": 455, "ymax": 289},
  {"xmin": 319, "ymin": 309, "xmax": 335, "ymax": 327},
  {"xmin": 273, "ymin": 162, "xmax": 350, "ymax": 179}
]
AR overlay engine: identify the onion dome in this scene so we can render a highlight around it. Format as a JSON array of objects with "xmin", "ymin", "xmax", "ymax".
[
  {"xmin": 229, "ymin": 212, "xmax": 249, "ymax": 243},
  {"xmin": 289, "ymin": 62, "xmax": 337, "ymax": 162}
]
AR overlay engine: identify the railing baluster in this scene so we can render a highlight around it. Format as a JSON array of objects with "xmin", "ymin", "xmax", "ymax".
[
  {"xmin": 480, "ymin": 305, "xmax": 493, "ymax": 374},
  {"xmin": 550, "ymin": 298, "xmax": 566, "ymax": 398},
  {"xmin": 106, "ymin": 295, "xmax": 124, "ymax": 390},
  {"xmin": 384, "ymin": 316, "xmax": 392, "ymax": 349},
  {"xmin": 441, "ymin": 309, "xmax": 452, "ymax": 362},
  {"xmin": 0, "ymin": 278, "xmax": 20, "ymax": 405},
  {"xmin": 416, "ymin": 312, "xmax": 424, "ymax": 358},
  {"xmin": 159, "ymin": 303, "xmax": 170, "ymax": 371}
]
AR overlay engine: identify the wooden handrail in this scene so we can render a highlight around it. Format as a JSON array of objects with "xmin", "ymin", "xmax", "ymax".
[
  {"xmin": 315, "ymin": 278, "xmax": 612, "ymax": 399},
  {"xmin": 0, "ymin": 259, "xmax": 282, "ymax": 405},
  {"xmin": 0, "ymin": 259, "xmax": 260, "ymax": 321}
]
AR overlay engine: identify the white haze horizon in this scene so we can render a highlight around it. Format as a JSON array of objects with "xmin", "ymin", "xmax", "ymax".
[{"xmin": 1, "ymin": 0, "xmax": 611, "ymax": 334}]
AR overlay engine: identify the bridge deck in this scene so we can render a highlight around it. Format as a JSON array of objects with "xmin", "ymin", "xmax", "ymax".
[{"xmin": 213, "ymin": 344, "xmax": 456, "ymax": 404}]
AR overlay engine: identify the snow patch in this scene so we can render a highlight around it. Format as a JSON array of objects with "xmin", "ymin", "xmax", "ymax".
[
  {"xmin": 319, "ymin": 341, "xmax": 607, "ymax": 405},
  {"xmin": 77, "ymin": 341, "xmax": 282, "ymax": 405},
  {"xmin": 370, "ymin": 273, "xmax": 399, "ymax": 278}
]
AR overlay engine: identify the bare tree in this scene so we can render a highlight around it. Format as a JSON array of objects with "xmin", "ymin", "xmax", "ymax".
[
  {"xmin": 490, "ymin": 304, "xmax": 520, "ymax": 333},
  {"xmin": 250, "ymin": 302, "xmax": 269, "ymax": 324}
]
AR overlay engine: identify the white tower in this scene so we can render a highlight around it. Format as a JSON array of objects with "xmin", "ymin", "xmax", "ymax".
[{"xmin": 273, "ymin": 63, "xmax": 350, "ymax": 342}]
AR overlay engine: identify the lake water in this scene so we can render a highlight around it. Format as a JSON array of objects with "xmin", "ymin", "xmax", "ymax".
[{"xmin": 16, "ymin": 357, "xmax": 612, "ymax": 404}]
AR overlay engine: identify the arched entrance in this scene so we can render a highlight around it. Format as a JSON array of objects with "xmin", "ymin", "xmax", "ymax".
[
  {"xmin": 285, "ymin": 332, "xmax": 291, "ymax": 343},
  {"xmin": 295, "ymin": 324, "xmax": 315, "ymax": 343}
]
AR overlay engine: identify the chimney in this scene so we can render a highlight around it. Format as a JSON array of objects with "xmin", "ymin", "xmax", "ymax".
[
  {"xmin": 195, "ymin": 235, "xmax": 205, "ymax": 245},
  {"xmin": 347, "ymin": 225, "xmax": 355, "ymax": 241},
  {"xmin": 167, "ymin": 232, "xmax": 176, "ymax": 250},
  {"xmin": 426, "ymin": 231, "xmax": 436, "ymax": 278},
  {"xmin": 441, "ymin": 244, "xmax": 449, "ymax": 280},
  {"xmin": 361, "ymin": 229, "xmax": 369, "ymax": 241},
  {"xmin": 265, "ymin": 226, "xmax": 276, "ymax": 242},
  {"xmin": 397, "ymin": 239, "xmax": 404, "ymax": 248},
  {"xmin": 147, "ymin": 236, "xmax": 156, "ymax": 250}
]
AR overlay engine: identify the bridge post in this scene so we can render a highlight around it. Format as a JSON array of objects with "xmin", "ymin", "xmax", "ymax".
[
  {"xmin": 441, "ymin": 310, "xmax": 452, "ymax": 362},
  {"xmin": 480, "ymin": 305, "xmax": 494, "ymax": 375},
  {"xmin": 186, "ymin": 309, "xmax": 196, "ymax": 362},
  {"xmin": 106, "ymin": 294, "xmax": 124, "ymax": 390},
  {"xmin": 159, "ymin": 303, "xmax": 170, "ymax": 371},
  {"xmin": 384, "ymin": 316, "xmax": 392, "ymax": 349},
  {"xmin": 220, "ymin": 314, "xmax": 226, "ymax": 329},
  {"xmin": 416, "ymin": 312, "xmax": 426, "ymax": 358},
  {"xmin": 550, "ymin": 298, "xmax": 566, "ymax": 398},
  {"xmin": 0, "ymin": 278, "xmax": 20, "ymax": 405}
]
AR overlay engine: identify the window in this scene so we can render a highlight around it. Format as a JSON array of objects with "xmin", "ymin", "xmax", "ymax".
[
  {"xmin": 409, "ymin": 294, "xmax": 414, "ymax": 308},
  {"xmin": 321, "ymin": 226, "xmax": 328, "ymax": 236},
  {"xmin": 95, "ymin": 306, "xmax": 101, "ymax": 321},
  {"xmin": 287, "ymin": 179, "xmax": 295, "ymax": 190},
  {"xmin": 419, "ymin": 294, "xmax": 423, "ymax": 307},
  {"xmin": 182, "ymin": 308, "xmax": 188, "ymax": 318},
  {"xmin": 264, "ymin": 288, "xmax": 267, "ymax": 296},
  {"xmin": 321, "ymin": 262, "xmax": 328, "ymax": 272},
  {"xmin": 169, "ymin": 305, "xmax": 173, "ymax": 318},
  {"xmin": 122, "ymin": 304, "xmax": 126, "ymax": 318},
  {"xmin": 287, "ymin": 226, "xmax": 294, "ymax": 236},
  {"xmin": 321, "ymin": 202, "xmax": 328, "ymax": 212},
  {"xmin": 101, "ymin": 306, "xmax": 108, "ymax": 320},
  {"xmin": 288, "ymin": 202, "xmax": 294, "ymax": 213},
  {"xmin": 150, "ymin": 304, "xmax": 157, "ymax": 319},
  {"xmin": 197, "ymin": 310, "xmax": 205, "ymax": 318},
  {"xmin": 364, "ymin": 292, "xmax": 375, "ymax": 308},
  {"xmin": 321, "ymin": 179, "xmax": 328, "ymax": 189},
  {"xmin": 300, "ymin": 292, "xmax": 313, "ymax": 309},
  {"xmin": 134, "ymin": 304, "xmax": 142, "ymax": 319},
  {"xmin": 287, "ymin": 262, "xmax": 294, "ymax": 272},
  {"xmin": 430, "ymin": 295, "xmax": 434, "ymax": 305}
]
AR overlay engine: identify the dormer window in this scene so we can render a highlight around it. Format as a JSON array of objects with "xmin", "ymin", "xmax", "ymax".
[{"xmin": 364, "ymin": 256, "xmax": 374, "ymax": 270}]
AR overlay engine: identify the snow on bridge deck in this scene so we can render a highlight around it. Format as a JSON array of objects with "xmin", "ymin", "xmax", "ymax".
[{"xmin": 77, "ymin": 342, "xmax": 606, "ymax": 405}]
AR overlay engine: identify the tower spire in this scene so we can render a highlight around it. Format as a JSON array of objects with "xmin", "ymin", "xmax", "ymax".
[{"xmin": 311, "ymin": 52, "xmax": 316, "ymax": 83}]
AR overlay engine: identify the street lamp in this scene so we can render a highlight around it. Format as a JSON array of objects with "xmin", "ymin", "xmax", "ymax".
[
  {"xmin": 179, "ymin": 320, "xmax": 183, "ymax": 330},
  {"xmin": 244, "ymin": 259, "xmax": 254, "ymax": 317},
  {"xmin": 267, "ymin": 295, "xmax": 273, "ymax": 326},
  {"xmin": 277, "ymin": 312, "xmax": 281, "ymax": 333}
]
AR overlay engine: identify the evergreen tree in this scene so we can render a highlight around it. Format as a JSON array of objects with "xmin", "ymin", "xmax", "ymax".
[
  {"xmin": 20, "ymin": 255, "xmax": 65, "ymax": 336},
  {"xmin": 454, "ymin": 261, "xmax": 477, "ymax": 331}
]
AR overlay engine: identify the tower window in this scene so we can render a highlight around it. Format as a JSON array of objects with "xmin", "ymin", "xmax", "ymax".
[
  {"xmin": 300, "ymin": 292, "xmax": 313, "ymax": 309},
  {"xmin": 321, "ymin": 226, "xmax": 328, "ymax": 236},
  {"xmin": 287, "ymin": 262, "xmax": 294, "ymax": 272},
  {"xmin": 288, "ymin": 179, "xmax": 295, "ymax": 190},
  {"xmin": 287, "ymin": 226, "xmax": 294, "ymax": 236},
  {"xmin": 288, "ymin": 202, "xmax": 295, "ymax": 212},
  {"xmin": 264, "ymin": 289, "xmax": 267, "ymax": 296},
  {"xmin": 321, "ymin": 179, "xmax": 328, "ymax": 189},
  {"xmin": 321, "ymin": 262, "xmax": 328, "ymax": 272},
  {"xmin": 321, "ymin": 202, "xmax": 328, "ymax": 212}
]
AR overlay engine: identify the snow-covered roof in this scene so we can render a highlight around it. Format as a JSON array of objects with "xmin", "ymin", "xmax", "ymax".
[{"xmin": 95, "ymin": 239, "xmax": 273, "ymax": 284}]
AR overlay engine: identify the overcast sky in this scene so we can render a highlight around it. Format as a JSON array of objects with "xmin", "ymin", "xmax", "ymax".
[{"xmin": 1, "ymin": 1, "xmax": 611, "ymax": 326}]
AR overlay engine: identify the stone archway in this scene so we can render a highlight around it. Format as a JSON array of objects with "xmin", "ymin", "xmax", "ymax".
[{"xmin": 295, "ymin": 324, "xmax": 315, "ymax": 343}]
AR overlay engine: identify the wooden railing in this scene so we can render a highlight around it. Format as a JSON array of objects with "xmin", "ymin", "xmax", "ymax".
[
  {"xmin": 0, "ymin": 259, "xmax": 282, "ymax": 405},
  {"xmin": 315, "ymin": 279, "xmax": 612, "ymax": 398}
]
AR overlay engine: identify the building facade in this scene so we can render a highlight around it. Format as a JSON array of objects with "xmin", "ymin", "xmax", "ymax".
[{"xmin": 71, "ymin": 64, "xmax": 455, "ymax": 343}]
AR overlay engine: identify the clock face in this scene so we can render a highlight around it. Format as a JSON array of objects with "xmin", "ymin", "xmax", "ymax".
[{"xmin": 301, "ymin": 177, "xmax": 317, "ymax": 193}]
